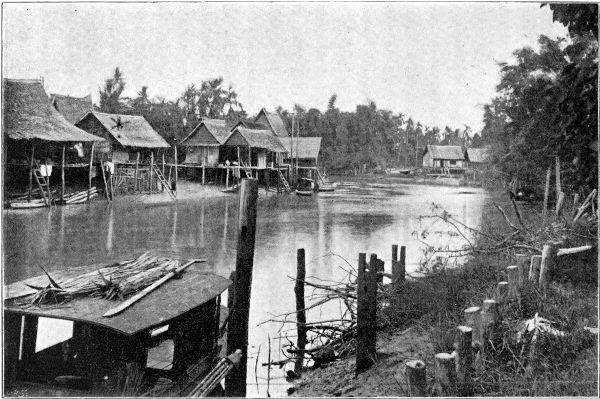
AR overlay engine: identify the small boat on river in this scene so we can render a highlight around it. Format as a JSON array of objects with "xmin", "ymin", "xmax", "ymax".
[
  {"xmin": 4, "ymin": 255, "xmax": 236, "ymax": 397},
  {"xmin": 295, "ymin": 177, "xmax": 315, "ymax": 196}
]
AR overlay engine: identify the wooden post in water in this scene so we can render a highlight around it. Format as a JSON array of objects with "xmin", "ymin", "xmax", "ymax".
[
  {"xmin": 135, "ymin": 152, "xmax": 140, "ymax": 191},
  {"xmin": 225, "ymin": 178, "xmax": 258, "ymax": 397},
  {"xmin": 529, "ymin": 255, "xmax": 542, "ymax": 283},
  {"xmin": 433, "ymin": 352, "xmax": 458, "ymax": 396},
  {"xmin": 356, "ymin": 253, "xmax": 377, "ymax": 374},
  {"xmin": 405, "ymin": 360, "xmax": 427, "ymax": 397},
  {"xmin": 88, "ymin": 142, "xmax": 95, "ymax": 201},
  {"xmin": 294, "ymin": 248, "xmax": 307, "ymax": 376},
  {"xmin": 28, "ymin": 144, "xmax": 35, "ymax": 201},
  {"xmin": 61, "ymin": 144, "xmax": 66, "ymax": 202},
  {"xmin": 456, "ymin": 326, "xmax": 473, "ymax": 396}
]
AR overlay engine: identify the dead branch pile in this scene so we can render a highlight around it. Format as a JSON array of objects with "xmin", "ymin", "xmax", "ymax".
[{"xmin": 11, "ymin": 252, "xmax": 180, "ymax": 306}]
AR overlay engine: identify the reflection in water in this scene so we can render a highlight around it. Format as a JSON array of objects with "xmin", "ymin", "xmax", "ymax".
[{"xmin": 3, "ymin": 182, "xmax": 487, "ymax": 397}]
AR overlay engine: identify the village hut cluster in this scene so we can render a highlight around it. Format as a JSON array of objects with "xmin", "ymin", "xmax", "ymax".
[
  {"xmin": 3, "ymin": 78, "xmax": 324, "ymax": 208},
  {"xmin": 421, "ymin": 144, "xmax": 490, "ymax": 177}
]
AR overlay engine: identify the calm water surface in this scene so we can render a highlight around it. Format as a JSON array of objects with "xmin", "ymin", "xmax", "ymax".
[{"xmin": 3, "ymin": 181, "xmax": 487, "ymax": 397}]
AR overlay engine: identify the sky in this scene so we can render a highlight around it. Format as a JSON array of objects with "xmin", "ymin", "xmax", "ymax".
[{"xmin": 2, "ymin": 2, "xmax": 568, "ymax": 133}]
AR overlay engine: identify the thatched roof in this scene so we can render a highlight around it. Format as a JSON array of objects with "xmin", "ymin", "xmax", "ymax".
[
  {"xmin": 78, "ymin": 112, "xmax": 169, "ymax": 148},
  {"xmin": 281, "ymin": 137, "xmax": 322, "ymax": 160},
  {"xmin": 466, "ymin": 147, "xmax": 490, "ymax": 163},
  {"xmin": 224, "ymin": 127, "xmax": 287, "ymax": 153},
  {"xmin": 232, "ymin": 119, "xmax": 269, "ymax": 131},
  {"xmin": 181, "ymin": 119, "xmax": 231, "ymax": 146},
  {"xmin": 3, "ymin": 79, "xmax": 104, "ymax": 142},
  {"xmin": 423, "ymin": 145, "xmax": 465, "ymax": 160},
  {"xmin": 256, "ymin": 108, "xmax": 289, "ymax": 137},
  {"xmin": 50, "ymin": 93, "xmax": 93, "ymax": 124}
]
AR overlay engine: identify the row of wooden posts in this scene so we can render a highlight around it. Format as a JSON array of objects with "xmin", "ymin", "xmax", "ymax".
[
  {"xmin": 404, "ymin": 246, "xmax": 561, "ymax": 397},
  {"xmin": 291, "ymin": 240, "xmax": 562, "ymax": 396}
]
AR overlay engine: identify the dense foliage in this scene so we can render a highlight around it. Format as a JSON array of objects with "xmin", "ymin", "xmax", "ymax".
[{"xmin": 482, "ymin": 4, "xmax": 598, "ymax": 192}]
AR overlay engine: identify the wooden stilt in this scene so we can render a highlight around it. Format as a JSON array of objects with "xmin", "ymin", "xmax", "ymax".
[
  {"xmin": 356, "ymin": 253, "xmax": 377, "ymax": 374},
  {"xmin": 294, "ymin": 248, "xmax": 307, "ymax": 376},
  {"xmin": 28, "ymin": 144, "xmax": 35, "ymax": 202},
  {"xmin": 135, "ymin": 152, "xmax": 140, "ymax": 191},
  {"xmin": 150, "ymin": 152, "xmax": 154, "ymax": 192},
  {"xmin": 88, "ymin": 143, "xmax": 95, "ymax": 201},
  {"xmin": 61, "ymin": 144, "xmax": 66, "ymax": 202},
  {"xmin": 225, "ymin": 179, "xmax": 258, "ymax": 397},
  {"xmin": 174, "ymin": 145, "xmax": 178, "ymax": 194},
  {"xmin": 226, "ymin": 166, "xmax": 229, "ymax": 189},
  {"xmin": 161, "ymin": 152, "xmax": 165, "ymax": 192},
  {"xmin": 202, "ymin": 165, "xmax": 206, "ymax": 185}
]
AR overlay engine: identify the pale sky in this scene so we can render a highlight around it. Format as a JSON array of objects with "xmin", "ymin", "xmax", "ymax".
[{"xmin": 2, "ymin": 2, "xmax": 568, "ymax": 132}]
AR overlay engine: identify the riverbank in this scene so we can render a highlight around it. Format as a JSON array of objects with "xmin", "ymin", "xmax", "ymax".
[
  {"xmin": 328, "ymin": 173, "xmax": 483, "ymax": 188},
  {"xmin": 291, "ymin": 190, "xmax": 598, "ymax": 397}
]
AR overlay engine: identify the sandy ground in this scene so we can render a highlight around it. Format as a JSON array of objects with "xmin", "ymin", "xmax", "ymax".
[{"xmin": 291, "ymin": 325, "xmax": 435, "ymax": 397}]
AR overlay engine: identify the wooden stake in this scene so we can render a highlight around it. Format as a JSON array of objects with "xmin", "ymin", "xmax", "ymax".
[
  {"xmin": 150, "ymin": 152, "xmax": 154, "ymax": 192},
  {"xmin": 61, "ymin": 144, "xmax": 66, "ymax": 203},
  {"xmin": 456, "ymin": 326, "xmax": 473, "ymax": 396},
  {"xmin": 405, "ymin": 360, "xmax": 427, "ymax": 397},
  {"xmin": 515, "ymin": 254, "xmax": 528, "ymax": 286},
  {"xmin": 543, "ymin": 166, "xmax": 551, "ymax": 222},
  {"xmin": 88, "ymin": 142, "xmax": 95, "ymax": 201},
  {"xmin": 356, "ymin": 253, "xmax": 377, "ymax": 374},
  {"xmin": 507, "ymin": 266, "xmax": 520, "ymax": 300},
  {"xmin": 571, "ymin": 193, "xmax": 580, "ymax": 220},
  {"xmin": 481, "ymin": 299, "xmax": 498, "ymax": 340},
  {"xmin": 433, "ymin": 352, "xmax": 458, "ymax": 396},
  {"xmin": 556, "ymin": 191, "xmax": 565, "ymax": 216},
  {"xmin": 294, "ymin": 248, "xmax": 307, "ymax": 376},
  {"xmin": 539, "ymin": 243, "xmax": 555, "ymax": 296},
  {"xmin": 495, "ymin": 281, "xmax": 509, "ymax": 304},
  {"xmin": 555, "ymin": 156, "xmax": 561, "ymax": 205},
  {"xmin": 225, "ymin": 178, "xmax": 259, "ymax": 397},
  {"xmin": 464, "ymin": 306, "xmax": 482, "ymax": 347},
  {"xmin": 529, "ymin": 255, "xmax": 542, "ymax": 283},
  {"xmin": 135, "ymin": 152, "xmax": 140, "ymax": 191}
]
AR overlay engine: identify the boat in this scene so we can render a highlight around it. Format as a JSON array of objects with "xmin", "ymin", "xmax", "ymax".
[
  {"xmin": 3, "ymin": 259, "xmax": 236, "ymax": 397},
  {"xmin": 296, "ymin": 178, "xmax": 315, "ymax": 196},
  {"xmin": 295, "ymin": 190, "xmax": 313, "ymax": 196}
]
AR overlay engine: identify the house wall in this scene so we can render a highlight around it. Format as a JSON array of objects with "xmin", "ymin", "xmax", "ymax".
[
  {"xmin": 76, "ymin": 115, "xmax": 113, "ymax": 160},
  {"xmin": 257, "ymin": 149, "xmax": 267, "ymax": 168},
  {"xmin": 422, "ymin": 151, "xmax": 434, "ymax": 168},
  {"xmin": 184, "ymin": 146, "xmax": 219, "ymax": 166}
]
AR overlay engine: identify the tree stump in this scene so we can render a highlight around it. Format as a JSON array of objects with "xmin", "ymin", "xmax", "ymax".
[
  {"xmin": 456, "ymin": 326, "xmax": 473, "ymax": 396},
  {"xmin": 433, "ymin": 353, "xmax": 458, "ymax": 396},
  {"xmin": 405, "ymin": 360, "xmax": 427, "ymax": 397}
]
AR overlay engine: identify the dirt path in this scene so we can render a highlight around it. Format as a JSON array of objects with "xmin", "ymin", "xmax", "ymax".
[{"xmin": 292, "ymin": 325, "xmax": 435, "ymax": 397}]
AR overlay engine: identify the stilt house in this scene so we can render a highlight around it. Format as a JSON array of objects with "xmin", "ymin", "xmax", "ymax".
[
  {"xmin": 3, "ymin": 78, "xmax": 104, "ymax": 194},
  {"xmin": 422, "ymin": 145, "xmax": 466, "ymax": 169},
  {"xmin": 281, "ymin": 137, "xmax": 322, "ymax": 167},
  {"xmin": 51, "ymin": 93, "xmax": 93, "ymax": 124},
  {"xmin": 222, "ymin": 126, "xmax": 287, "ymax": 168},
  {"xmin": 76, "ymin": 112, "xmax": 170, "ymax": 163},
  {"xmin": 254, "ymin": 108, "xmax": 290, "ymax": 137},
  {"xmin": 180, "ymin": 119, "xmax": 231, "ymax": 166}
]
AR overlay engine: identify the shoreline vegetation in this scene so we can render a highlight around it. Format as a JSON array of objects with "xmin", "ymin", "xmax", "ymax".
[{"xmin": 287, "ymin": 188, "xmax": 597, "ymax": 397}]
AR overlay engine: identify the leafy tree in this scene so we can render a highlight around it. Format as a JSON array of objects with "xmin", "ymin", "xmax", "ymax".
[{"xmin": 98, "ymin": 67, "xmax": 127, "ymax": 113}]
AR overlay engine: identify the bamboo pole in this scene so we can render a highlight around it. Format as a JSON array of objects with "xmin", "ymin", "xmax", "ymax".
[
  {"xmin": 294, "ymin": 248, "xmax": 307, "ymax": 376},
  {"xmin": 433, "ymin": 352, "xmax": 458, "ymax": 396},
  {"xmin": 61, "ymin": 144, "xmax": 66, "ymax": 203},
  {"xmin": 88, "ymin": 142, "xmax": 95, "ymax": 202},
  {"xmin": 28, "ymin": 144, "xmax": 35, "ymax": 201},
  {"xmin": 456, "ymin": 326, "xmax": 473, "ymax": 396},
  {"xmin": 356, "ymin": 253, "xmax": 378, "ymax": 374},
  {"xmin": 225, "ymin": 178, "xmax": 258, "ymax": 397},
  {"xmin": 543, "ymin": 166, "xmax": 551, "ymax": 222},
  {"xmin": 405, "ymin": 360, "xmax": 427, "ymax": 397}
]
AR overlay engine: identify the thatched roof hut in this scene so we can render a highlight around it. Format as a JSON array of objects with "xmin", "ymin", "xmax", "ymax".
[
  {"xmin": 3, "ymin": 79, "xmax": 103, "ymax": 143},
  {"xmin": 255, "ymin": 108, "xmax": 289, "ymax": 138},
  {"xmin": 422, "ymin": 145, "xmax": 466, "ymax": 169},
  {"xmin": 51, "ymin": 93, "xmax": 93, "ymax": 124},
  {"xmin": 224, "ymin": 127, "xmax": 287, "ymax": 153},
  {"xmin": 281, "ymin": 137, "xmax": 322, "ymax": 161},
  {"xmin": 181, "ymin": 119, "xmax": 231, "ymax": 147}
]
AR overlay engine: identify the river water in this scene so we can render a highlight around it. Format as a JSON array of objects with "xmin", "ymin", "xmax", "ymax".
[{"xmin": 2, "ymin": 180, "xmax": 487, "ymax": 397}]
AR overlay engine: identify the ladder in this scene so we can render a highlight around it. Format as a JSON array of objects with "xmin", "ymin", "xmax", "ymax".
[
  {"xmin": 316, "ymin": 168, "xmax": 327, "ymax": 185},
  {"xmin": 33, "ymin": 160, "xmax": 52, "ymax": 206},
  {"xmin": 277, "ymin": 169, "xmax": 292, "ymax": 194},
  {"xmin": 151, "ymin": 164, "xmax": 177, "ymax": 200}
]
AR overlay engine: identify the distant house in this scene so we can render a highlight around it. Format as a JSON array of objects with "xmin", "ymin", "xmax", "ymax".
[
  {"xmin": 76, "ymin": 112, "xmax": 169, "ymax": 162},
  {"xmin": 254, "ymin": 108, "xmax": 290, "ymax": 137},
  {"xmin": 51, "ymin": 93, "xmax": 93, "ymax": 124},
  {"xmin": 422, "ymin": 145, "xmax": 466, "ymax": 169},
  {"xmin": 180, "ymin": 119, "xmax": 231, "ymax": 166},
  {"xmin": 465, "ymin": 147, "xmax": 491, "ymax": 168},
  {"xmin": 222, "ymin": 126, "xmax": 287, "ymax": 168},
  {"xmin": 281, "ymin": 137, "xmax": 322, "ymax": 167}
]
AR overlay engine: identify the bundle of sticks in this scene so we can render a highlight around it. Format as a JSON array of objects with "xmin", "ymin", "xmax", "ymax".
[
  {"xmin": 187, "ymin": 350, "xmax": 242, "ymax": 397},
  {"xmin": 13, "ymin": 252, "xmax": 180, "ymax": 306}
]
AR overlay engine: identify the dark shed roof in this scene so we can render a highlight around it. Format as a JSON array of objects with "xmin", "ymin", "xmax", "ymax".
[
  {"xmin": 424, "ymin": 145, "xmax": 465, "ymax": 160},
  {"xmin": 77, "ymin": 112, "xmax": 169, "ymax": 148},
  {"xmin": 224, "ymin": 127, "xmax": 287, "ymax": 153},
  {"xmin": 4, "ymin": 267, "xmax": 231, "ymax": 336},
  {"xmin": 51, "ymin": 93, "xmax": 93, "ymax": 124},
  {"xmin": 3, "ymin": 79, "xmax": 104, "ymax": 142},
  {"xmin": 181, "ymin": 119, "xmax": 231, "ymax": 146}
]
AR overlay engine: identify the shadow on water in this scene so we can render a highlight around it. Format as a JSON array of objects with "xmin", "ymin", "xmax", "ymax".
[{"xmin": 3, "ymin": 181, "xmax": 487, "ymax": 397}]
